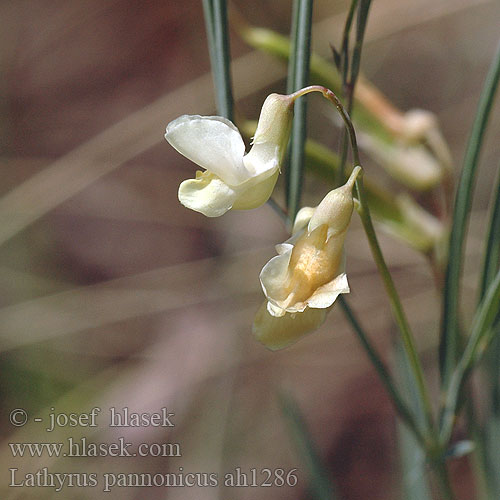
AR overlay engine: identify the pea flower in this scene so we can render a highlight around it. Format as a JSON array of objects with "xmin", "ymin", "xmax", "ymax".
[
  {"xmin": 164, "ymin": 93, "xmax": 295, "ymax": 217},
  {"xmin": 253, "ymin": 167, "xmax": 361, "ymax": 350}
]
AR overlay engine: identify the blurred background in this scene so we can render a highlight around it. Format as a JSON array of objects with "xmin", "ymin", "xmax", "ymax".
[{"xmin": 0, "ymin": 0, "xmax": 499, "ymax": 498}]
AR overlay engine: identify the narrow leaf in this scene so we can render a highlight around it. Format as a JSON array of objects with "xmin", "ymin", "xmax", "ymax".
[{"xmin": 440, "ymin": 42, "xmax": 500, "ymax": 387}]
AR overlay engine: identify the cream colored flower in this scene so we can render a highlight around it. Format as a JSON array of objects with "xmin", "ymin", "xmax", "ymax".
[
  {"xmin": 254, "ymin": 167, "xmax": 361, "ymax": 350},
  {"xmin": 165, "ymin": 93, "xmax": 294, "ymax": 217},
  {"xmin": 260, "ymin": 167, "xmax": 361, "ymax": 318}
]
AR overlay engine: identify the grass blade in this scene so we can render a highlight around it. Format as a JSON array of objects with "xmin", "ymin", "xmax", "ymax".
[
  {"xmin": 279, "ymin": 391, "xmax": 340, "ymax": 500},
  {"xmin": 440, "ymin": 41, "xmax": 500, "ymax": 387},
  {"xmin": 286, "ymin": 0, "xmax": 314, "ymax": 222}
]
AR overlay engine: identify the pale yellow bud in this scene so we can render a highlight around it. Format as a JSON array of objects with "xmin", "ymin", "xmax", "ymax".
[{"xmin": 308, "ymin": 166, "xmax": 361, "ymax": 237}]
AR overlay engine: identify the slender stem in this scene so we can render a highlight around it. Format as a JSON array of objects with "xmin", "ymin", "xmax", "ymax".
[
  {"xmin": 350, "ymin": 0, "xmax": 371, "ymax": 93},
  {"xmin": 286, "ymin": 0, "xmax": 314, "ymax": 223},
  {"xmin": 212, "ymin": 0, "xmax": 234, "ymax": 120},
  {"xmin": 355, "ymin": 174, "xmax": 435, "ymax": 432},
  {"xmin": 339, "ymin": 297, "xmax": 429, "ymax": 449},
  {"xmin": 440, "ymin": 41, "xmax": 500, "ymax": 387},
  {"xmin": 286, "ymin": 0, "xmax": 300, "ymax": 95},
  {"xmin": 202, "ymin": 0, "xmax": 216, "ymax": 70}
]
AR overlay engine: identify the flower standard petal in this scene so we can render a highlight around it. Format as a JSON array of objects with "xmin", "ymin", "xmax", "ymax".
[{"xmin": 165, "ymin": 115, "xmax": 249, "ymax": 186}]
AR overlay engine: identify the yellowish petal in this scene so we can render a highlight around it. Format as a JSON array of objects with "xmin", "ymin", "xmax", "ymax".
[
  {"xmin": 292, "ymin": 206, "xmax": 315, "ymax": 235},
  {"xmin": 178, "ymin": 170, "xmax": 237, "ymax": 217},
  {"xmin": 253, "ymin": 302, "xmax": 327, "ymax": 351},
  {"xmin": 306, "ymin": 272, "xmax": 349, "ymax": 309},
  {"xmin": 232, "ymin": 170, "xmax": 279, "ymax": 210}
]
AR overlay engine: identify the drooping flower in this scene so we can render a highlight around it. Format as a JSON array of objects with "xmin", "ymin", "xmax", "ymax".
[
  {"xmin": 254, "ymin": 167, "xmax": 361, "ymax": 350},
  {"xmin": 253, "ymin": 302, "xmax": 328, "ymax": 351},
  {"xmin": 165, "ymin": 93, "xmax": 295, "ymax": 217}
]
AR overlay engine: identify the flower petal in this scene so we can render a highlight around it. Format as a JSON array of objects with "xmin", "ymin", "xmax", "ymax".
[
  {"xmin": 259, "ymin": 245, "xmax": 293, "ymax": 314},
  {"xmin": 242, "ymin": 142, "xmax": 279, "ymax": 177},
  {"xmin": 231, "ymin": 170, "xmax": 279, "ymax": 210},
  {"xmin": 178, "ymin": 170, "xmax": 238, "ymax": 217},
  {"xmin": 253, "ymin": 302, "xmax": 327, "ymax": 351},
  {"xmin": 306, "ymin": 272, "xmax": 349, "ymax": 309},
  {"xmin": 165, "ymin": 115, "xmax": 248, "ymax": 185},
  {"xmin": 292, "ymin": 206, "xmax": 315, "ymax": 235}
]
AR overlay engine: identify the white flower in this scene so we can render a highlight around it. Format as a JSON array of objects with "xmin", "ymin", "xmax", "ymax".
[
  {"xmin": 165, "ymin": 93, "xmax": 295, "ymax": 217},
  {"xmin": 259, "ymin": 167, "xmax": 361, "ymax": 318}
]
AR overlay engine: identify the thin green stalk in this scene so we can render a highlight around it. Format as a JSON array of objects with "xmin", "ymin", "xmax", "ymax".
[
  {"xmin": 355, "ymin": 175, "xmax": 435, "ymax": 433},
  {"xmin": 339, "ymin": 297, "xmax": 428, "ymax": 449},
  {"xmin": 350, "ymin": 0, "xmax": 371, "ymax": 94},
  {"xmin": 202, "ymin": 0, "xmax": 216, "ymax": 74},
  {"xmin": 338, "ymin": 0, "xmax": 371, "ymax": 185},
  {"xmin": 286, "ymin": 0, "xmax": 314, "ymax": 223},
  {"xmin": 440, "ymin": 42, "xmax": 500, "ymax": 387},
  {"xmin": 279, "ymin": 392, "xmax": 340, "ymax": 500},
  {"xmin": 337, "ymin": 0, "xmax": 359, "ymax": 186},
  {"xmin": 212, "ymin": 0, "xmax": 234, "ymax": 120},
  {"xmin": 440, "ymin": 270, "xmax": 500, "ymax": 445},
  {"xmin": 338, "ymin": 0, "xmax": 358, "ymax": 77},
  {"xmin": 286, "ymin": 0, "xmax": 300, "ymax": 95}
]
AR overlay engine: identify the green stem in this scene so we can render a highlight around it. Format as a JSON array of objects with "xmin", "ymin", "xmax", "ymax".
[
  {"xmin": 339, "ymin": 297, "xmax": 429, "ymax": 449},
  {"xmin": 355, "ymin": 175, "xmax": 435, "ymax": 433},
  {"xmin": 212, "ymin": 0, "xmax": 234, "ymax": 120},
  {"xmin": 286, "ymin": 0, "xmax": 314, "ymax": 223},
  {"xmin": 479, "ymin": 163, "xmax": 500, "ymax": 302},
  {"xmin": 440, "ymin": 41, "xmax": 500, "ymax": 387},
  {"xmin": 338, "ymin": 0, "xmax": 372, "ymax": 185}
]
